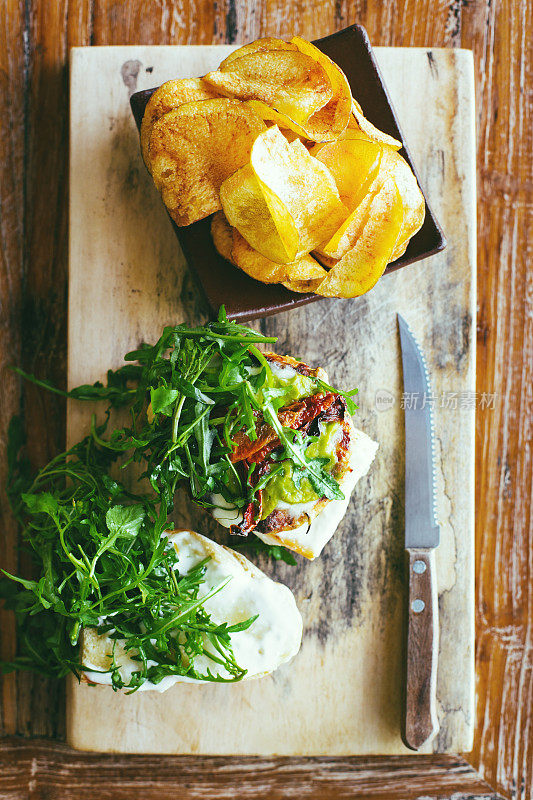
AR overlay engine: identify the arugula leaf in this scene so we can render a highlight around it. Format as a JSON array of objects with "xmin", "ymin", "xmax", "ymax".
[
  {"xmin": 150, "ymin": 387, "xmax": 179, "ymax": 414},
  {"xmin": 1, "ymin": 423, "xmax": 255, "ymax": 689},
  {"xmin": 3, "ymin": 310, "xmax": 360, "ymax": 687},
  {"xmin": 105, "ymin": 505, "xmax": 145, "ymax": 539},
  {"xmin": 11, "ymin": 366, "xmax": 138, "ymax": 408},
  {"xmin": 262, "ymin": 407, "xmax": 344, "ymax": 501},
  {"xmin": 22, "ymin": 491, "xmax": 59, "ymax": 516}
]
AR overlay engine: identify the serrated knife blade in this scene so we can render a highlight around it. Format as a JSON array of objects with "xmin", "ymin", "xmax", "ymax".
[
  {"xmin": 398, "ymin": 314, "xmax": 440, "ymax": 548},
  {"xmin": 398, "ymin": 313, "xmax": 440, "ymax": 751}
]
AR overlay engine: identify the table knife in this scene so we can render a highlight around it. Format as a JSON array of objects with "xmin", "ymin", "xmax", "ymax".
[{"xmin": 398, "ymin": 314, "xmax": 440, "ymax": 750}]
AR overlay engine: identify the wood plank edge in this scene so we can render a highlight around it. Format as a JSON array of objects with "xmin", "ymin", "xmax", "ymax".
[{"xmin": 0, "ymin": 738, "xmax": 504, "ymax": 799}]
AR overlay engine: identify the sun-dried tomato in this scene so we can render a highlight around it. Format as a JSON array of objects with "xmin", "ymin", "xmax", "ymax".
[
  {"xmin": 229, "ymin": 421, "xmax": 278, "ymax": 464},
  {"xmin": 318, "ymin": 395, "xmax": 347, "ymax": 423},
  {"xmin": 230, "ymin": 392, "xmax": 338, "ymax": 464},
  {"xmin": 229, "ymin": 490, "xmax": 263, "ymax": 536}
]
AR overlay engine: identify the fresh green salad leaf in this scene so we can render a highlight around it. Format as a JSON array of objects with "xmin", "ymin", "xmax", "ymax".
[
  {"xmin": 1, "ymin": 425, "xmax": 256, "ymax": 689},
  {"xmin": 2, "ymin": 308, "xmax": 359, "ymax": 687},
  {"xmin": 105, "ymin": 505, "xmax": 145, "ymax": 539},
  {"xmin": 44, "ymin": 308, "xmax": 356, "ymax": 522}
]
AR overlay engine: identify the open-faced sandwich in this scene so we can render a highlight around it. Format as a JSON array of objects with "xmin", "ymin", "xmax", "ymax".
[
  {"xmin": 138, "ymin": 36, "xmax": 425, "ymax": 299},
  {"xmin": 2, "ymin": 312, "xmax": 377, "ymax": 690},
  {"xmin": 122, "ymin": 310, "xmax": 377, "ymax": 561},
  {"xmin": 207, "ymin": 351, "xmax": 378, "ymax": 559},
  {"xmin": 82, "ymin": 530, "xmax": 302, "ymax": 691}
]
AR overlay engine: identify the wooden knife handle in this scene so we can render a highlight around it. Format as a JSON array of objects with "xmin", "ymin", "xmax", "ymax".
[{"xmin": 404, "ymin": 548, "xmax": 439, "ymax": 750}]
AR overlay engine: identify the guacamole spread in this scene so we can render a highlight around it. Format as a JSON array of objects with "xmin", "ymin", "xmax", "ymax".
[{"xmin": 261, "ymin": 421, "xmax": 343, "ymax": 519}]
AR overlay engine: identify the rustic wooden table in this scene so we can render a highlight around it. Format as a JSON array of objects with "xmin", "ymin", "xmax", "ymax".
[{"xmin": 0, "ymin": 1, "xmax": 530, "ymax": 798}]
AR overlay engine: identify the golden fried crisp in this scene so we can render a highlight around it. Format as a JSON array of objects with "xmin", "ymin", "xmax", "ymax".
[
  {"xmin": 231, "ymin": 227, "xmax": 288, "ymax": 283},
  {"xmin": 220, "ymin": 162, "xmax": 300, "ymax": 264},
  {"xmin": 233, "ymin": 228, "xmax": 327, "ymax": 286},
  {"xmin": 282, "ymin": 254, "xmax": 327, "ymax": 292},
  {"xmin": 141, "ymin": 36, "xmax": 425, "ymax": 301},
  {"xmin": 211, "ymin": 211, "xmax": 235, "ymax": 263},
  {"xmin": 246, "ymin": 37, "xmax": 352, "ymax": 142},
  {"xmin": 221, "ymin": 127, "xmax": 347, "ymax": 263},
  {"xmin": 315, "ymin": 179, "xmax": 404, "ymax": 298},
  {"xmin": 379, "ymin": 146, "xmax": 425, "ymax": 260},
  {"xmin": 204, "ymin": 49, "xmax": 332, "ymax": 125},
  {"xmin": 250, "ymin": 128, "xmax": 348, "ymax": 254},
  {"xmin": 282, "ymin": 277, "xmax": 324, "ymax": 293},
  {"xmin": 311, "ymin": 137, "xmax": 383, "ymax": 212},
  {"xmin": 346, "ymin": 100, "xmax": 402, "ymax": 149},
  {"xmin": 149, "ymin": 99, "xmax": 266, "ymax": 226},
  {"xmin": 211, "ymin": 211, "xmax": 327, "ymax": 291},
  {"xmin": 313, "ymin": 139, "xmax": 425, "ymax": 262},
  {"xmin": 219, "ymin": 38, "xmax": 298, "ymax": 69},
  {"xmin": 141, "ymin": 78, "xmax": 220, "ymax": 168},
  {"xmin": 317, "ymin": 186, "xmax": 381, "ymax": 261}
]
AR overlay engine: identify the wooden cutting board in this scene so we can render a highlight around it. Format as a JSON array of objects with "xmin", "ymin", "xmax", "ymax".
[{"xmin": 66, "ymin": 45, "xmax": 476, "ymax": 755}]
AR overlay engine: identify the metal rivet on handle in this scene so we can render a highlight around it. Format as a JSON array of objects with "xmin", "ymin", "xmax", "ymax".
[
  {"xmin": 411, "ymin": 599, "xmax": 425, "ymax": 613},
  {"xmin": 413, "ymin": 560, "xmax": 426, "ymax": 574}
]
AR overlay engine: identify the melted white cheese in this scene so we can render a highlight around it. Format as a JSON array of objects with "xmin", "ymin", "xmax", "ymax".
[
  {"xmin": 82, "ymin": 530, "xmax": 302, "ymax": 692},
  {"xmin": 269, "ymin": 360, "xmax": 297, "ymax": 380},
  {"xmin": 255, "ymin": 423, "xmax": 378, "ymax": 559},
  {"xmin": 209, "ymin": 420, "xmax": 378, "ymax": 558},
  {"xmin": 210, "ymin": 494, "xmax": 243, "ymax": 527}
]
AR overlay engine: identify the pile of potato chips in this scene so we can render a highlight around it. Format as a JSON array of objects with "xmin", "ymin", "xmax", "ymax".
[{"xmin": 142, "ymin": 37, "xmax": 425, "ymax": 298}]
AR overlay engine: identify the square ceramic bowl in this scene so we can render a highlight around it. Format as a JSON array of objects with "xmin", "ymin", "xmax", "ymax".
[{"xmin": 130, "ymin": 25, "xmax": 446, "ymax": 321}]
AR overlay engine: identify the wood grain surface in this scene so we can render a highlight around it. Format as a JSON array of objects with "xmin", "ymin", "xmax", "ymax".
[
  {"xmin": 405, "ymin": 549, "xmax": 439, "ymax": 751},
  {"xmin": 0, "ymin": 0, "xmax": 530, "ymax": 798},
  {"xmin": 0, "ymin": 739, "xmax": 505, "ymax": 800},
  {"xmin": 65, "ymin": 43, "xmax": 474, "ymax": 757}
]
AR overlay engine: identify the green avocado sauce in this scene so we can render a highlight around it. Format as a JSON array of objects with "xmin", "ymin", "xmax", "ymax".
[
  {"xmin": 256, "ymin": 363, "xmax": 317, "ymax": 408},
  {"xmin": 261, "ymin": 421, "xmax": 342, "ymax": 519}
]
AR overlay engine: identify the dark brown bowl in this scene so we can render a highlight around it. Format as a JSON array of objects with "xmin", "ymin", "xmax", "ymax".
[{"xmin": 130, "ymin": 24, "xmax": 446, "ymax": 322}]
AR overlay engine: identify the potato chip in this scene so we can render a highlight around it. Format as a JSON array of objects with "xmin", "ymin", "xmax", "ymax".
[
  {"xmin": 211, "ymin": 207, "xmax": 328, "ymax": 289},
  {"xmin": 211, "ymin": 211, "xmax": 235, "ymax": 263},
  {"xmin": 311, "ymin": 138, "xmax": 383, "ymax": 210},
  {"xmin": 212, "ymin": 209, "xmax": 326, "ymax": 287},
  {"xmin": 291, "ymin": 37, "xmax": 352, "ymax": 139},
  {"xmin": 285, "ymin": 253, "xmax": 327, "ymax": 282},
  {"xmin": 204, "ymin": 49, "xmax": 332, "ymax": 125},
  {"xmin": 312, "ymin": 250, "xmax": 338, "ymax": 270},
  {"xmin": 315, "ymin": 179, "xmax": 404, "ymax": 298},
  {"xmin": 149, "ymin": 99, "xmax": 266, "ymax": 226},
  {"xmin": 317, "ymin": 184, "xmax": 380, "ymax": 260},
  {"xmin": 142, "ymin": 36, "xmax": 421, "ymax": 301},
  {"xmin": 220, "ymin": 127, "xmax": 347, "ymax": 263},
  {"xmin": 250, "ymin": 127, "xmax": 348, "ymax": 253},
  {"xmin": 220, "ymin": 163, "xmax": 300, "ymax": 263},
  {"xmin": 339, "ymin": 124, "xmax": 377, "ymax": 145},
  {"xmin": 279, "ymin": 127, "xmax": 308, "ymax": 144},
  {"xmin": 232, "ymin": 232, "xmax": 326, "ymax": 287},
  {"xmin": 141, "ymin": 78, "xmax": 220, "ymax": 168},
  {"xmin": 231, "ymin": 227, "xmax": 289, "ymax": 283},
  {"xmin": 219, "ymin": 38, "xmax": 298, "ymax": 69},
  {"xmin": 247, "ymin": 37, "xmax": 351, "ymax": 142},
  {"xmin": 313, "ymin": 138, "xmax": 424, "ymax": 261},
  {"xmin": 380, "ymin": 146, "xmax": 425, "ymax": 258},
  {"xmin": 282, "ymin": 278, "xmax": 324, "ymax": 293},
  {"xmin": 348, "ymin": 100, "xmax": 402, "ymax": 149},
  {"xmin": 283, "ymin": 254, "xmax": 327, "ymax": 293}
]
